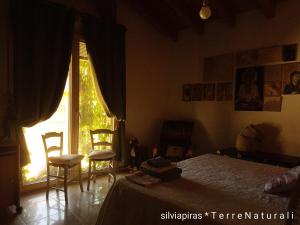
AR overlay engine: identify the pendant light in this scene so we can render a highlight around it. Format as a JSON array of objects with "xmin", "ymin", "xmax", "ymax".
[{"xmin": 199, "ymin": 0, "xmax": 211, "ymax": 20}]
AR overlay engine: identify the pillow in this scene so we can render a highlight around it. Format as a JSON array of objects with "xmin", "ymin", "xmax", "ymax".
[
  {"xmin": 264, "ymin": 166, "xmax": 300, "ymax": 194},
  {"xmin": 165, "ymin": 146, "xmax": 185, "ymax": 159}
]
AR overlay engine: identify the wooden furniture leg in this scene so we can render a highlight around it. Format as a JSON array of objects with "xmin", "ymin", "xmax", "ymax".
[
  {"xmin": 112, "ymin": 160, "xmax": 116, "ymax": 182},
  {"xmin": 56, "ymin": 167, "xmax": 61, "ymax": 191},
  {"xmin": 79, "ymin": 164, "xmax": 83, "ymax": 192},
  {"xmin": 87, "ymin": 160, "xmax": 92, "ymax": 191},
  {"xmin": 46, "ymin": 165, "xmax": 50, "ymax": 200},
  {"xmin": 64, "ymin": 167, "xmax": 68, "ymax": 204},
  {"xmin": 93, "ymin": 161, "xmax": 96, "ymax": 183}
]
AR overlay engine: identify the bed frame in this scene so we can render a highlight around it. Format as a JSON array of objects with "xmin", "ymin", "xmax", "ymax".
[{"xmin": 218, "ymin": 147, "xmax": 300, "ymax": 168}]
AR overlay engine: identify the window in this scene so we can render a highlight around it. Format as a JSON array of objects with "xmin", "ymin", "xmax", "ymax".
[
  {"xmin": 22, "ymin": 79, "xmax": 70, "ymax": 183},
  {"xmin": 78, "ymin": 42, "xmax": 113, "ymax": 170},
  {"xmin": 22, "ymin": 40, "xmax": 112, "ymax": 185}
]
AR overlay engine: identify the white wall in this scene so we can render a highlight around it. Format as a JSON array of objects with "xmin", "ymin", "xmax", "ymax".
[
  {"xmin": 117, "ymin": 2, "xmax": 199, "ymax": 148},
  {"xmin": 167, "ymin": 0, "xmax": 300, "ymax": 156}
]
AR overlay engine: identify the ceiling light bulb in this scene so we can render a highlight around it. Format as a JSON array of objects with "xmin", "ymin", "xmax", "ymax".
[{"xmin": 199, "ymin": 1, "xmax": 211, "ymax": 20}]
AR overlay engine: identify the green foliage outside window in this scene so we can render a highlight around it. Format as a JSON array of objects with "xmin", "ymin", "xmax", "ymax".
[
  {"xmin": 79, "ymin": 59, "xmax": 113, "ymax": 169},
  {"xmin": 21, "ymin": 51, "xmax": 112, "ymax": 183}
]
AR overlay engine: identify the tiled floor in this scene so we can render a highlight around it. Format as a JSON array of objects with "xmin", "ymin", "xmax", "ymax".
[{"xmin": 0, "ymin": 176, "xmax": 119, "ymax": 225}]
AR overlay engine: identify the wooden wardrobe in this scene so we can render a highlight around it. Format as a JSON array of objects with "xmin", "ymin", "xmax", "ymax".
[{"xmin": 0, "ymin": 144, "xmax": 22, "ymax": 213}]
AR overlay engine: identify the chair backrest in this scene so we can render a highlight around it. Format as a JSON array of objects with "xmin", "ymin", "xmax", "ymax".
[
  {"xmin": 90, "ymin": 129, "xmax": 115, "ymax": 151},
  {"xmin": 42, "ymin": 132, "xmax": 63, "ymax": 160}
]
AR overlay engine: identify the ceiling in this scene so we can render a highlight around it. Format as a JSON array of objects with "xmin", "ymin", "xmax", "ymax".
[{"xmin": 124, "ymin": 0, "xmax": 283, "ymax": 39}]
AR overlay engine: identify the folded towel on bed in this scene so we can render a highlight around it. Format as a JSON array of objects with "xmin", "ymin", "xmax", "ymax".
[
  {"xmin": 125, "ymin": 171, "xmax": 160, "ymax": 187},
  {"xmin": 140, "ymin": 161, "xmax": 182, "ymax": 181}
]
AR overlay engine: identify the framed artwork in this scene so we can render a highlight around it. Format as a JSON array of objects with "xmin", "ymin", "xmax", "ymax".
[
  {"xmin": 263, "ymin": 64, "xmax": 282, "ymax": 112},
  {"xmin": 264, "ymin": 81, "xmax": 282, "ymax": 97},
  {"xmin": 264, "ymin": 97, "xmax": 282, "ymax": 112},
  {"xmin": 282, "ymin": 44, "xmax": 297, "ymax": 61},
  {"xmin": 282, "ymin": 62, "xmax": 300, "ymax": 95},
  {"xmin": 264, "ymin": 64, "xmax": 282, "ymax": 97},
  {"xmin": 191, "ymin": 83, "xmax": 203, "ymax": 101},
  {"xmin": 182, "ymin": 84, "xmax": 192, "ymax": 101},
  {"xmin": 235, "ymin": 67, "xmax": 264, "ymax": 111},
  {"xmin": 264, "ymin": 64, "xmax": 282, "ymax": 81},
  {"xmin": 216, "ymin": 82, "xmax": 233, "ymax": 101},
  {"xmin": 202, "ymin": 83, "xmax": 215, "ymax": 101},
  {"xmin": 236, "ymin": 44, "xmax": 296, "ymax": 68}
]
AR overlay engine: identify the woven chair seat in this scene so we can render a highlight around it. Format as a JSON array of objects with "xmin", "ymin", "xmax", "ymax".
[
  {"xmin": 88, "ymin": 150, "xmax": 115, "ymax": 160},
  {"xmin": 49, "ymin": 154, "xmax": 84, "ymax": 167}
]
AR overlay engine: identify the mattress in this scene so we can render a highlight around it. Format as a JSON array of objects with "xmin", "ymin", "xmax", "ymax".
[{"xmin": 96, "ymin": 154, "xmax": 291, "ymax": 225}]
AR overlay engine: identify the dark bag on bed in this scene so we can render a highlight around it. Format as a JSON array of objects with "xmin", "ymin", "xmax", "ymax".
[{"xmin": 147, "ymin": 157, "xmax": 171, "ymax": 168}]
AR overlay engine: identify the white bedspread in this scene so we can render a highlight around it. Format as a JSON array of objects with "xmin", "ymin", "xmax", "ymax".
[{"xmin": 96, "ymin": 154, "xmax": 290, "ymax": 225}]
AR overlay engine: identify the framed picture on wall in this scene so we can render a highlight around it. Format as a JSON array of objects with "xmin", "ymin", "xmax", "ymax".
[
  {"xmin": 282, "ymin": 44, "xmax": 298, "ymax": 62},
  {"xmin": 191, "ymin": 83, "xmax": 203, "ymax": 101},
  {"xmin": 235, "ymin": 66, "xmax": 264, "ymax": 111},
  {"xmin": 264, "ymin": 81, "xmax": 281, "ymax": 97},
  {"xmin": 216, "ymin": 82, "xmax": 233, "ymax": 101},
  {"xmin": 202, "ymin": 83, "xmax": 215, "ymax": 101},
  {"xmin": 182, "ymin": 84, "xmax": 192, "ymax": 101},
  {"xmin": 282, "ymin": 63, "xmax": 300, "ymax": 95},
  {"xmin": 263, "ymin": 96, "xmax": 282, "ymax": 112}
]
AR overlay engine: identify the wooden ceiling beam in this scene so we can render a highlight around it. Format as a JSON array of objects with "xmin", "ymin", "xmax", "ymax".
[
  {"xmin": 163, "ymin": 0, "xmax": 204, "ymax": 34},
  {"xmin": 256, "ymin": 0, "xmax": 276, "ymax": 18},
  {"xmin": 212, "ymin": 0, "xmax": 236, "ymax": 27},
  {"xmin": 94, "ymin": 0, "xmax": 117, "ymax": 22},
  {"xmin": 124, "ymin": 0, "xmax": 179, "ymax": 40}
]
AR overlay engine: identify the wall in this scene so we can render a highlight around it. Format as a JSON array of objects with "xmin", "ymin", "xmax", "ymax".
[
  {"xmin": 117, "ymin": 2, "xmax": 199, "ymax": 148},
  {"xmin": 167, "ymin": 0, "xmax": 300, "ymax": 156}
]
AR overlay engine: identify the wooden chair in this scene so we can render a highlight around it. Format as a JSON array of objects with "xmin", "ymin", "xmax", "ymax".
[
  {"xmin": 42, "ymin": 132, "xmax": 84, "ymax": 204},
  {"xmin": 87, "ymin": 129, "xmax": 116, "ymax": 191}
]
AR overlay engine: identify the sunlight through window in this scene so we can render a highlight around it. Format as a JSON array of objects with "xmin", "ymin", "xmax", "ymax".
[
  {"xmin": 79, "ymin": 42, "xmax": 113, "ymax": 170},
  {"xmin": 22, "ymin": 41, "xmax": 113, "ymax": 185},
  {"xmin": 22, "ymin": 79, "xmax": 69, "ymax": 184}
]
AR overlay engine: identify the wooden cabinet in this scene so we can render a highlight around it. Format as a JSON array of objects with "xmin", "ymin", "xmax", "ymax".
[{"xmin": 0, "ymin": 144, "xmax": 22, "ymax": 213}]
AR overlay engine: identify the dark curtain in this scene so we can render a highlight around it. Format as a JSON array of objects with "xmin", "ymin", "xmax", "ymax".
[
  {"xmin": 13, "ymin": 0, "xmax": 75, "ymax": 166},
  {"xmin": 83, "ymin": 16, "xmax": 127, "ymax": 165}
]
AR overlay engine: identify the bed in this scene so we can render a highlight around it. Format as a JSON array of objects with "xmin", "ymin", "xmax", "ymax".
[{"xmin": 96, "ymin": 154, "xmax": 291, "ymax": 225}]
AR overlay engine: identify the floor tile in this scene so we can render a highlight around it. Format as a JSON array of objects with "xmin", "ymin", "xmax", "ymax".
[
  {"xmin": 2, "ymin": 174, "xmax": 127, "ymax": 225},
  {"xmin": 0, "ymin": 209, "xmax": 25, "ymax": 225},
  {"xmin": 26, "ymin": 211, "xmax": 82, "ymax": 225},
  {"xmin": 18, "ymin": 199, "xmax": 65, "ymax": 224},
  {"xmin": 21, "ymin": 192, "xmax": 45, "ymax": 206},
  {"xmin": 70, "ymin": 204, "xmax": 101, "ymax": 225}
]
